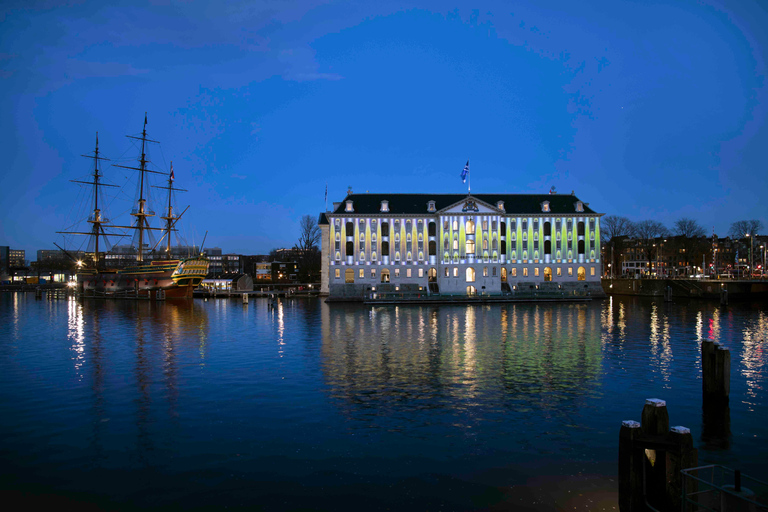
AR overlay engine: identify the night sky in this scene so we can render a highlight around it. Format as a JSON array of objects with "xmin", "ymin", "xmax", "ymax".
[{"xmin": 2, "ymin": 0, "xmax": 766, "ymax": 257}]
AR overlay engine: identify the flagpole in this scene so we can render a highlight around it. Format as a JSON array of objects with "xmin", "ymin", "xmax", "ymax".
[{"xmin": 468, "ymin": 160, "xmax": 471, "ymax": 195}]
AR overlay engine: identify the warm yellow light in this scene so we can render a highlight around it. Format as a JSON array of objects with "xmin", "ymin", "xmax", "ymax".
[{"xmin": 76, "ymin": 260, "xmax": 83, "ymax": 267}]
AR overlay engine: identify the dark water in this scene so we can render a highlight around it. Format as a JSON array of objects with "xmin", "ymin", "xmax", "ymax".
[{"xmin": 1, "ymin": 293, "xmax": 766, "ymax": 510}]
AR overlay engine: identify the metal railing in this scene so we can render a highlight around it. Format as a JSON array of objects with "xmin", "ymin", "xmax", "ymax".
[{"xmin": 681, "ymin": 465, "xmax": 768, "ymax": 511}]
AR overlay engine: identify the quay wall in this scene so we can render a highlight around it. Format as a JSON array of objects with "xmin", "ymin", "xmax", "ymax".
[{"xmin": 603, "ymin": 278, "xmax": 768, "ymax": 299}]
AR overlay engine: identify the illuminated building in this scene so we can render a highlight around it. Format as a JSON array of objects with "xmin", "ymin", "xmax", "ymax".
[{"xmin": 318, "ymin": 193, "xmax": 604, "ymax": 298}]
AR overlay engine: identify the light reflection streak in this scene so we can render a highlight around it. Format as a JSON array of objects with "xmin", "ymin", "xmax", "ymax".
[
  {"xmin": 67, "ymin": 296, "xmax": 86, "ymax": 378},
  {"xmin": 277, "ymin": 300, "xmax": 285, "ymax": 357},
  {"xmin": 740, "ymin": 311, "xmax": 767, "ymax": 404}
]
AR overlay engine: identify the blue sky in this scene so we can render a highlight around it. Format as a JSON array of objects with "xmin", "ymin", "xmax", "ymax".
[{"xmin": 1, "ymin": 0, "xmax": 766, "ymax": 256}]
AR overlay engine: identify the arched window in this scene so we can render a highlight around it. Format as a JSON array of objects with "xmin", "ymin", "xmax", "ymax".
[
  {"xmin": 381, "ymin": 222, "xmax": 389, "ymax": 236},
  {"xmin": 406, "ymin": 251, "xmax": 412, "ymax": 261},
  {"xmin": 453, "ymin": 239, "xmax": 459, "ymax": 251},
  {"xmin": 452, "ymin": 219, "xmax": 458, "ymax": 231},
  {"xmin": 381, "ymin": 269, "xmax": 390, "ymax": 283},
  {"xmin": 578, "ymin": 221, "xmax": 585, "ymax": 236},
  {"xmin": 335, "ymin": 251, "xmax": 340, "ymax": 261},
  {"xmin": 466, "ymin": 239, "xmax": 475, "ymax": 254},
  {"xmin": 418, "ymin": 252, "xmax": 423, "ymax": 261},
  {"xmin": 466, "ymin": 219, "xmax": 475, "ymax": 234},
  {"xmin": 501, "ymin": 267, "xmax": 507, "ymax": 282},
  {"xmin": 345, "ymin": 269, "xmax": 354, "ymax": 283},
  {"xmin": 371, "ymin": 252, "xmax": 377, "ymax": 261},
  {"xmin": 335, "ymin": 232, "xmax": 340, "ymax": 241},
  {"xmin": 544, "ymin": 267, "xmax": 552, "ymax": 281},
  {"xmin": 578, "ymin": 267, "xmax": 586, "ymax": 281},
  {"xmin": 466, "ymin": 285, "xmax": 477, "ymax": 296},
  {"xmin": 359, "ymin": 252, "xmax": 365, "ymax": 261},
  {"xmin": 578, "ymin": 240, "xmax": 585, "ymax": 254},
  {"xmin": 466, "ymin": 267, "xmax": 476, "ymax": 282},
  {"xmin": 346, "ymin": 221, "xmax": 354, "ymax": 235},
  {"xmin": 395, "ymin": 251, "xmax": 400, "ymax": 261},
  {"xmin": 545, "ymin": 240, "xmax": 552, "ymax": 255},
  {"xmin": 544, "ymin": 222, "xmax": 551, "ymax": 237},
  {"xmin": 428, "ymin": 222, "xmax": 436, "ymax": 237}
]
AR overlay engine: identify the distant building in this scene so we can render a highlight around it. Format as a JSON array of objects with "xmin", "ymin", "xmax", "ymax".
[{"xmin": 319, "ymin": 192, "xmax": 604, "ymax": 298}]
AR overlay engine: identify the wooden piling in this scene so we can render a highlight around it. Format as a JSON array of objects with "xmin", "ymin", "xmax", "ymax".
[
  {"xmin": 619, "ymin": 420, "xmax": 643, "ymax": 512},
  {"xmin": 702, "ymin": 340, "xmax": 730, "ymax": 398}
]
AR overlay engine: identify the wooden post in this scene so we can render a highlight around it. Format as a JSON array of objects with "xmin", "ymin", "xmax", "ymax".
[
  {"xmin": 702, "ymin": 340, "xmax": 730, "ymax": 398},
  {"xmin": 619, "ymin": 420, "xmax": 643, "ymax": 512},
  {"xmin": 666, "ymin": 426, "xmax": 698, "ymax": 510}
]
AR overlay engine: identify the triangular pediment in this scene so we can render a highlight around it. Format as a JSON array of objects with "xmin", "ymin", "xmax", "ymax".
[{"xmin": 438, "ymin": 195, "xmax": 501, "ymax": 214}]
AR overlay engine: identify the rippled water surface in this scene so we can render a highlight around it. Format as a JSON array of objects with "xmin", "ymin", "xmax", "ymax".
[{"xmin": 1, "ymin": 293, "xmax": 766, "ymax": 510}]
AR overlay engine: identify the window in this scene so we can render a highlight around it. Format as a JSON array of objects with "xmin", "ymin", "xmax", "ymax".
[
  {"xmin": 372, "ymin": 252, "xmax": 377, "ymax": 261},
  {"xmin": 535, "ymin": 267, "xmax": 540, "ymax": 277},
  {"xmin": 544, "ymin": 222, "xmax": 551, "ymax": 237},
  {"xmin": 578, "ymin": 267, "xmax": 586, "ymax": 281},
  {"xmin": 544, "ymin": 267, "xmax": 552, "ymax": 281},
  {"xmin": 395, "ymin": 251, "xmax": 400, "ymax": 261},
  {"xmin": 360, "ymin": 252, "xmax": 365, "ymax": 261},
  {"xmin": 578, "ymin": 221, "xmax": 585, "ymax": 237},
  {"xmin": 467, "ymin": 285, "xmax": 476, "ymax": 295},
  {"xmin": 523, "ymin": 268, "xmax": 528, "ymax": 277},
  {"xmin": 483, "ymin": 220, "xmax": 488, "ymax": 231},
  {"xmin": 359, "ymin": 269, "xmax": 364, "ymax": 278},
  {"xmin": 371, "ymin": 268, "xmax": 376, "ymax": 278},
  {"xmin": 381, "ymin": 269, "xmax": 390, "ymax": 283},
  {"xmin": 445, "ymin": 268, "xmax": 450, "ymax": 277},
  {"xmin": 335, "ymin": 269, "xmax": 340, "ymax": 279},
  {"xmin": 335, "ymin": 252, "xmax": 341, "ymax": 261},
  {"xmin": 346, "ymin": 241, "xmax": 354, "ymax": 255},
  {"xmin": 466, "ymin": 239, "xmax": 475, "ymax": 254},
  {"xmin": 345, "ymin": 269, "xmax": 354, "ymax": 283},
  {"xmin": 492, "ymin": 267, "xmax": 497, "ymax": 277},
  {"xmin": 428, "ymin": 222, "xmax": 436, "ymax": 237},
  {"xmin": 453, "ymin": 267, "xmax": 459, "ymax": 277},
  {"xmin": 591, "ymin": 267, "xmax": 595, "ymax": 276},
  {"xmin": 511, "ymin": 268, "xmax": 517, "ymax": 277},
  {"xmin": 429, "ymin": 241, "xmax": 436, "ymax": 256},
  {"xmin": 466, "ymin": 267, "xmax": 476, "ymax": 282},
  {"xmin": 418, "ymin": 268, "xmax": 423, "ymax": 278},
  {"xmin": 381, "ymin": 222, "xmax": 389, "ymax": 236},
  {"xmin": 466, "ymin": 219, "xmax": 475, "ymax": 234},
  {"xmin": 556, "ymin": 267, "xmax": 562, "ymax": 276},
  {"xmin": 346, "ymin": 221, "xmax": 354, "ymax": 235},
  {"xmin": 500, "ymin": 222, "xmax": 506, "ymax": 236},
  {"xmin": 568, "ymin": 267, "xmax": 573, "ymax": 277},
  {"xmin": 407, "ymin": 269, "xmax": 412, "ymax": 278},
  {"xmin": 382, "ymin": 241, "xmax": 389, "ymax": 254},
  {"xmin": 453, "ymin": 239, "xmax": 459, "ymax": 251},
  {"xmin": 407, "ymin": 252, "xmax": 412, "ymax": 261},
  {"xmin": 452, "ymin": 219, "xmax": 458, "ymax": 231},
  {"xmin": 395, "ymin": 268, "xmax": 400, "ymax": 278}
]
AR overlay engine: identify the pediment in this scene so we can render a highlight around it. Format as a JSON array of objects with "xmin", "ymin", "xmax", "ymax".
[{"xmin": 438, "ymin": 196, "xmax": 500, "ymax": 214}]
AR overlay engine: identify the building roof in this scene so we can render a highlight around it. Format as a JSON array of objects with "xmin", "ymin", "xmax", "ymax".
[{"xmin": 327, "ymin": 193, "xmax": 598, "ymax": 216}]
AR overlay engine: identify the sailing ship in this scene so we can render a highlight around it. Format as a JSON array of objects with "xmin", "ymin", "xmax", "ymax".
[{"xmin": 58, "ymin": 114, "xmax": 209, "ymax": 299}]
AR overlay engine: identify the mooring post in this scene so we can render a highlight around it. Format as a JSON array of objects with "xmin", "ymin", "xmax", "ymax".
[
  {"xmin": 242, "ymin": 293, "xmax": 249, "ymax": 304},
  {"xmin": 619, "ymin": 399, "xmax": 696, "ymax": 512},
  {"xmin": 702, "ymin": 340, "xmax": 730, "ymax": 398},
  {"xmin": 619, "ymin": 420, "xmax": 643, "ymax": 512}
]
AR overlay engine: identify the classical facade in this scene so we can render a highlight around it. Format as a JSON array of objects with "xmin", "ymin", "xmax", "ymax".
[{"xmin": 319, "ymin": 193, "xmax": 604, "ymax": 298}]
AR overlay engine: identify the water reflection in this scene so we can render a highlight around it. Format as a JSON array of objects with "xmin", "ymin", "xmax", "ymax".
[{"xmin": 321, "ymin": 303, "xmax": 604, "ymax": 430}]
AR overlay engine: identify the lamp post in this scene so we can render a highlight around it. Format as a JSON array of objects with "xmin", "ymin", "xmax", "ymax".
[{"xmin": 746, "ymin": 233, "xmax": 753, "ymax": 279}]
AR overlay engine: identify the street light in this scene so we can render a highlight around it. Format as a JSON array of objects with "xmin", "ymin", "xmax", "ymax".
[{"xmin": 746, "ymin": 233, "xmax": 753, "ymax": 279}]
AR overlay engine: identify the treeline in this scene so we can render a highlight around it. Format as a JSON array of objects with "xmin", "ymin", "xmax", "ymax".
[{"xmin": 601, "ymin": 216, "xmax": 764, "ymax": 276}]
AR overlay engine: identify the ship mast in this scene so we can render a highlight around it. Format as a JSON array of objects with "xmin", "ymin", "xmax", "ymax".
[
  {"xmin": 153, "ymin": 162, "xmax": 187, "ymax": 256},
  {"xmin": 113, "ymin": 113, "xmax": 165, "ymax": 263},
  {"xmin": 57, "ymin": 133, "xmax": 119, "ymax": 268}
]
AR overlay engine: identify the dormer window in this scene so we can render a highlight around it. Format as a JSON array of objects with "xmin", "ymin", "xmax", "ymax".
[
  {"xmin": 541, "ymin": 201, "xmax": 550, "ymax": 213},
  {"xmin": 345, "ymin": 200, "xmax": 354, "ymax": 212},
  {"xmin": 497, "ymin": 201, "xmax": 505, "ymax": 211},
  {"xmin": 575, "ymin": 201, "xmax": 584, "ymax": 212},
  {"xmin": 427, "ymin": 200, "xmax": 436, "ymax": 212},
  {"xmin": 380, "ymin": 200, "xmax": 389, "ymax": 212}
]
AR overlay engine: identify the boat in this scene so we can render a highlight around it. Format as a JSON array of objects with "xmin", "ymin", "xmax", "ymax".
[{"xmin": 57, "ymin": 114, "xmax": 209, "ymax": 299}]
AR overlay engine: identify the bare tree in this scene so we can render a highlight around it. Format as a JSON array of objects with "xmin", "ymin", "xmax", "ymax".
[
  {"xmin": 634, "ymin": 220, "xmax": 669, "ymax": 275},
  {"xmin": 294, "ymin": 214, "xmax": 321, "ymax": 282},
  {"xmin": 673, "ymin": 218, "xmax": 707, "ymax": 275},
  {"xmin": 601, "ymin": 216, "xmax": 635, "ymax": 276},
  {"xmin": 729, "ymin": 220, "xmax": 763, "ymax": 238},
  {"xmin": 601, "ymin": 215, "xmax": 636, "ymax": 242}
]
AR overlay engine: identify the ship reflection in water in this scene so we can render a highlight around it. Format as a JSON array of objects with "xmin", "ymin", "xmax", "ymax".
[{"xmin": 320, "ymin": 304, "xmax": 604, "ymax": 432}]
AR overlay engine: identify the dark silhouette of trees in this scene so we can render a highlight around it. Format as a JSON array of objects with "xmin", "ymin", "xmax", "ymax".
[{"xmin": 294, "ymin": 214, "xmax": 321, "ymax": 283}]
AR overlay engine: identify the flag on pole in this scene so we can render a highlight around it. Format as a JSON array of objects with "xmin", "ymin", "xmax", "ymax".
[
  {"xmin": 460, "ymin": 161, "xmax": 469, "ymax": 183},
  {"xmin": 170, "ymin": 163, "xmax": 175, "ymax": 182},
  {"xmin": 324, "ymin": 183, "xmax": 327, "ymax": 203}
]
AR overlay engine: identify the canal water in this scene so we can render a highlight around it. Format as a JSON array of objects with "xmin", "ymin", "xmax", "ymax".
[{"xmin": 1, "ymin": 293, "xmax": 765, "ymax": 510}]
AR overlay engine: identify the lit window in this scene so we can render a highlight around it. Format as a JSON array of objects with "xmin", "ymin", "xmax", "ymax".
[
  {"xmin": 557, "ymin": 267, "xmax": 562, "ymax": 276},
  {"xmin": 407, "ymin": 269, "xmax": 412, "ymax": 278},
  {"xmin": 466, "ymin": 240, "xmax": 475, "ymax": 254},
  {"xmin": 335, "ymin": 252, "xmax": 340, "ymax": 261},
  {"xmin": 523, "ymin": 268, "xmax": 528, "ymax": 277},
  {"xmin": 511, "ymin": 268, "xmax": 517, "ymax": 277},
  {"xmin": 568, "ymin": 267, "xmax": 573, "ymax": 277},
  {"xmin": 418, "ymin": 268, "xmax": 423, "ymax": 278},
  {"xmin": 452, "ymin": 220, "xmax": 458, "ymax": 230},
  {"xmin": 466, "ymin": 267, "xmax": 475, "ymax": 282},
  {"xmin": 535, "ymin": 267, "xmax": 540, "ymax": 277},
  {"xmin": 444, "ymin": 268, "xmax": 450, "ymax": 277},
  {"xmin": 345, "ymin": 269, "xmax": 354, "ymax": 283},
  {"xmin": 483, "ymin": 266, "xmax": 488, "ymax": 277},
  {"xmin": 466, "ymin": 219, "xmax": 475, "ymax": 234},
  {"xmin": 591, "ymin": 267, "xmax": 595, "ymax": 276},
  {"xmin": 335, "ymin": 269, "xmax": 340, "ymax": 279},
  {"xmin": 359, "ymin": 269, "xmax": 364, "ymax": 278},
  {"xmin": 395, "ymin": 269, "xmax": 400, "ymax": 278},
  {"xmin": 578, "ymin": 267, "xmax": 586, "ymax": 281},
  {"xmin": 371, "ymin": 268, "xmax": 376, "ymax": 278},
  {"xmin": 360, "ymin": 252, "xmax": 365, "ymax": 261},
  {"xmin": 453, "ymin": 267, "xmax": 459, "ymax": 277}
]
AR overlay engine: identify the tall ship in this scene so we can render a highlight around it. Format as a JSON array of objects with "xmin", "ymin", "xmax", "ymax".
[{"xmin": 58, "ymin": 115, "xmax": 209, "ymax": 299}]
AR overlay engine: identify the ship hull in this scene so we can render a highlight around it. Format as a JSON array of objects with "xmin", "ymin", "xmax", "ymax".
[{"xmin": 77, "ymin": 258, "xmax": 209, "ymax": 299}]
